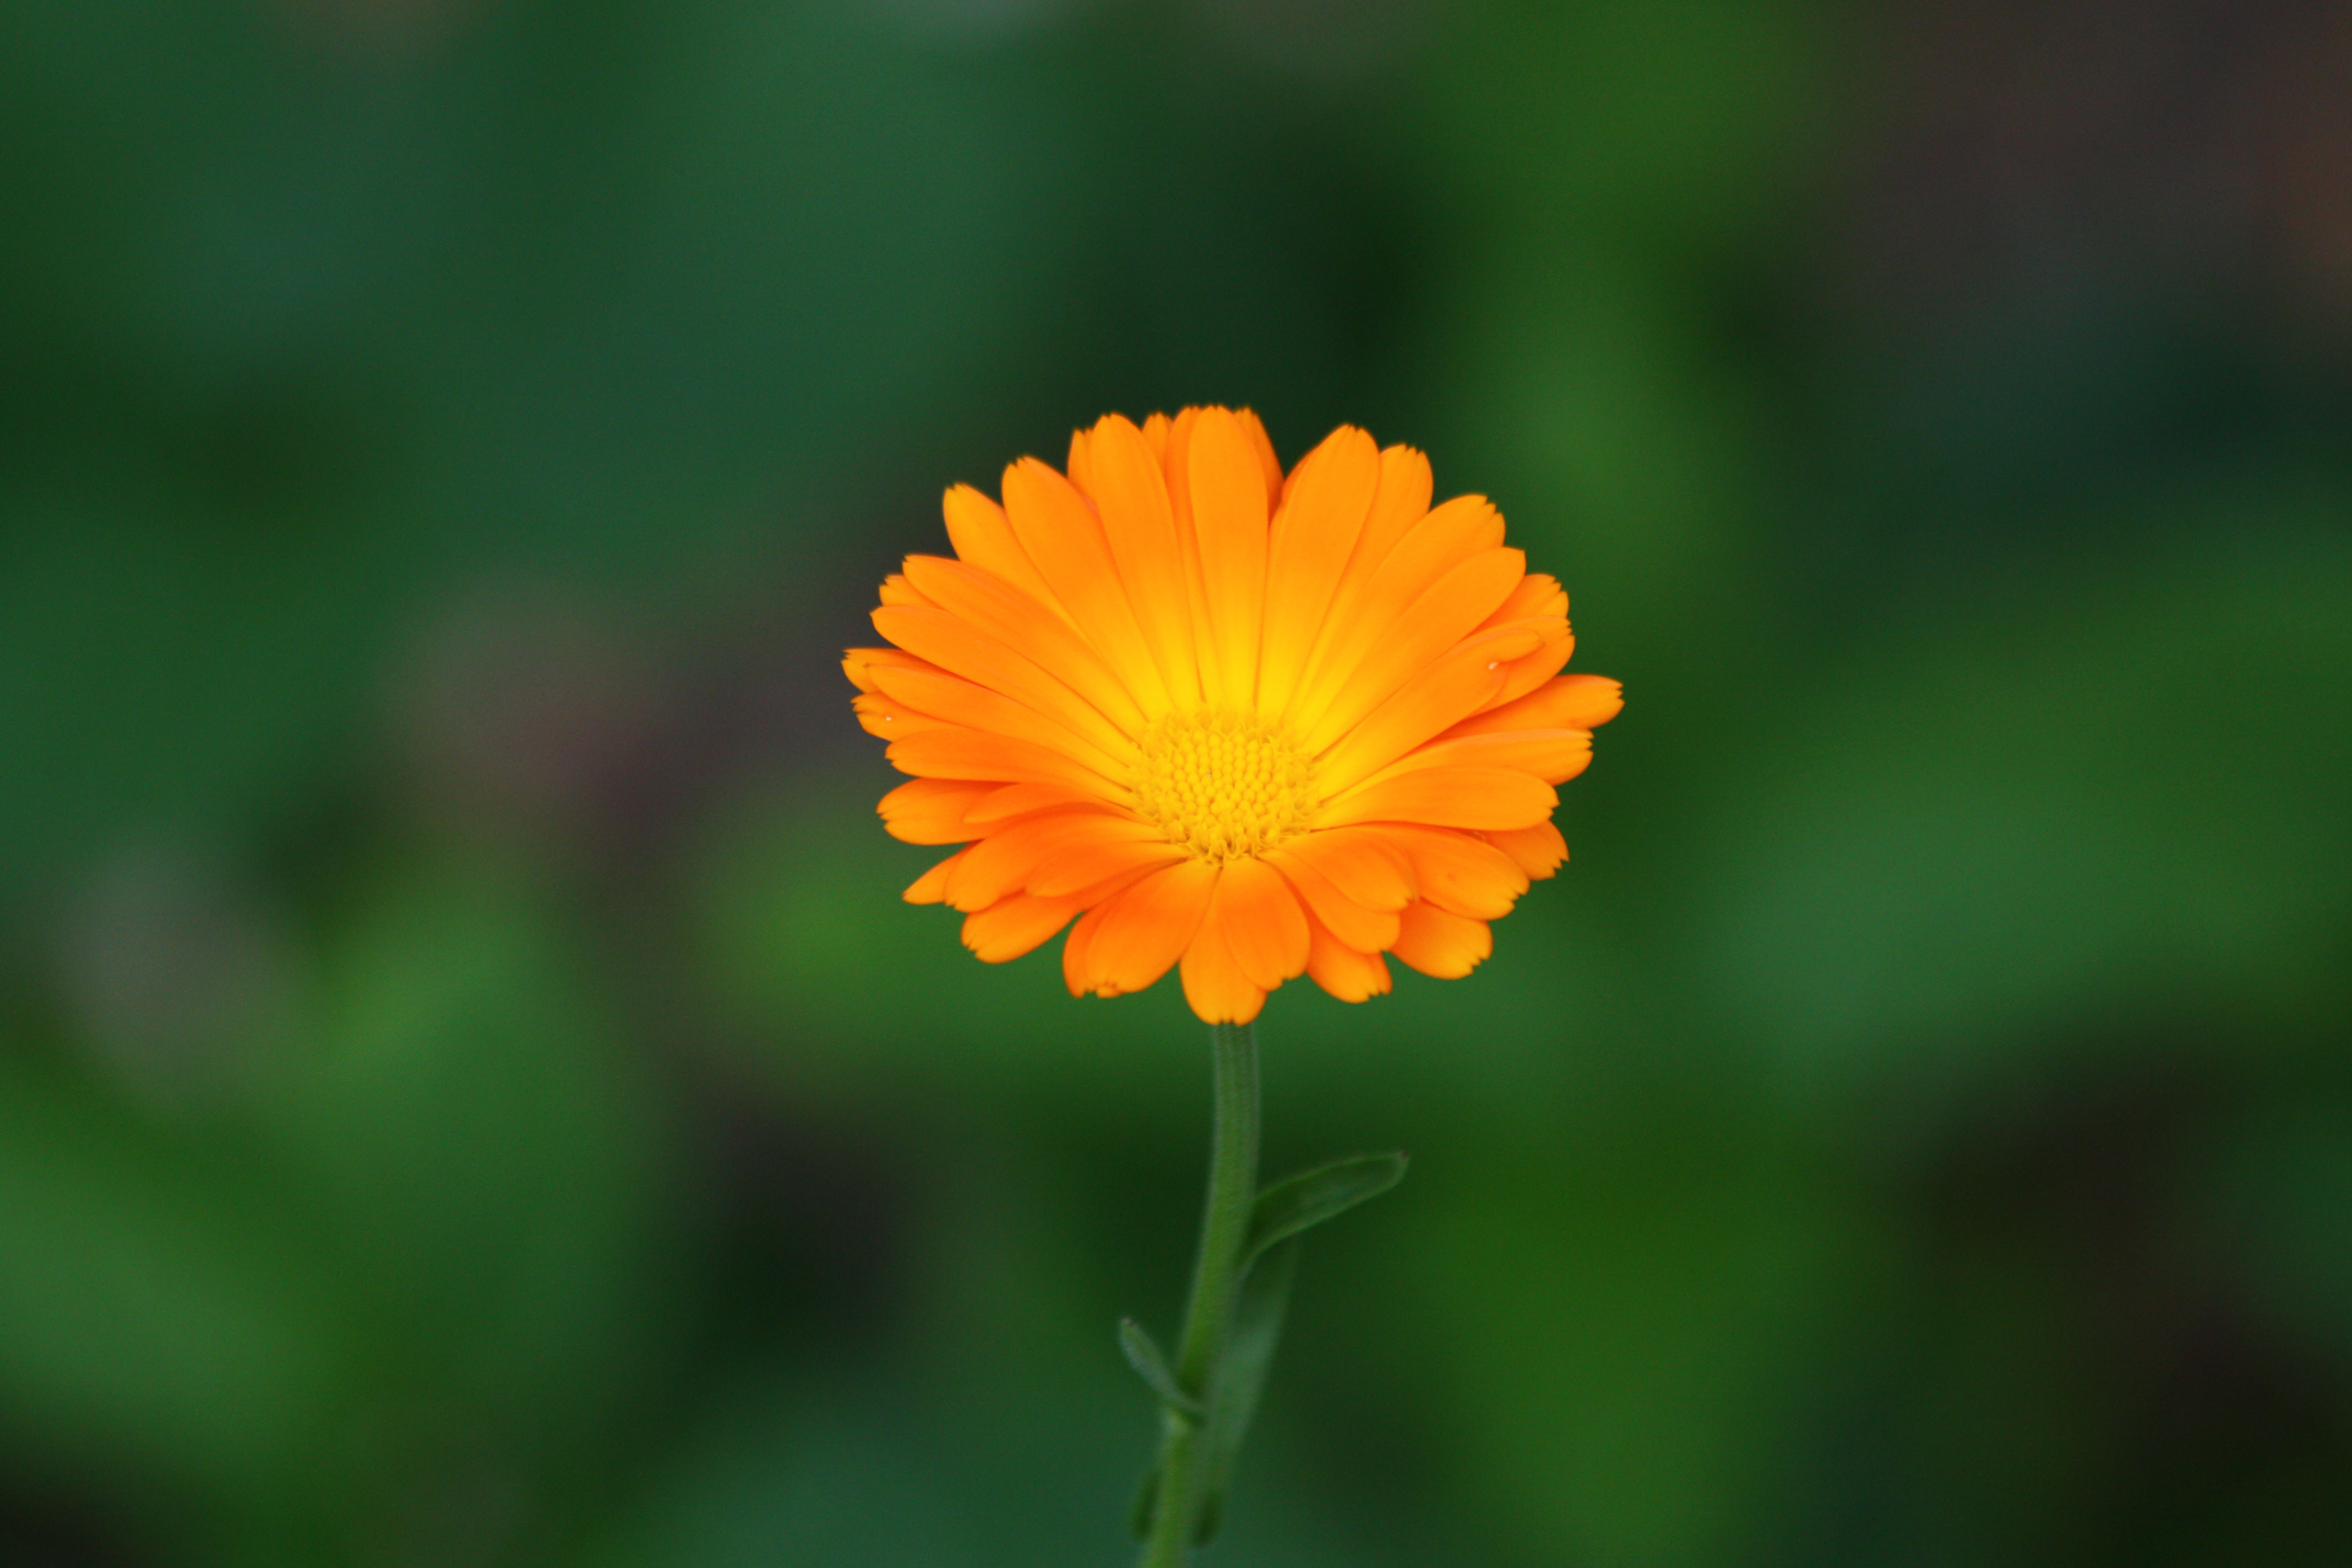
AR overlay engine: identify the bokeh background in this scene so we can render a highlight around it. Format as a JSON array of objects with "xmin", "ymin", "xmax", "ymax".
[{"xmin": 6, "ymin": 0, "xmax": 2352, "ymax": 1564}]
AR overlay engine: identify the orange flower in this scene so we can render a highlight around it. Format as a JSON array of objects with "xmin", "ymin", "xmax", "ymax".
[{"xmin": 846, "ymin": 409, "xmax": 1621, "ymax": 1024}]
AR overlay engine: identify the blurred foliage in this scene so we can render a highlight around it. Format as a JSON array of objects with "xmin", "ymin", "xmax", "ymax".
[{"xmin": 4, "ymin": 0, "xmax": 2351, "ymax": 1565}]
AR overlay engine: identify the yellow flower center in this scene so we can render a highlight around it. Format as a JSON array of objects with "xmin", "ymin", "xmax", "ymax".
[{"xmin": 1131, "ymin": 710, "xmax": 1317, "ymax": 864}]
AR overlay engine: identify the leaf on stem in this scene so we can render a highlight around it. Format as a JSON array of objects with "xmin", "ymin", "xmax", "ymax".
[
  {"xmin": 1192, "ymin": 1236, "xmax": 1298, "ymax": 1544},
  {"xmin": 1243, "ymin": 1151, "xmax": 1407, "ymax": 1269},
  {"xmin": 1118, "ymin": 1316, "xmax": 1202, "ymax": 1419}
]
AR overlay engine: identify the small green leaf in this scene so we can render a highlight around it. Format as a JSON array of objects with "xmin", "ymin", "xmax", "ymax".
[
  {"xmin": 1192, "ymin": 1237, "xmax": 1298, "ymax": 1543},
  {"xmin": 1118, "ymin": 1317, "xmax": 1201, "ymax": 1419},
  {"xmin": 1244, "ymin": 1151, "xmax": 1407, "ymax": 1268}
]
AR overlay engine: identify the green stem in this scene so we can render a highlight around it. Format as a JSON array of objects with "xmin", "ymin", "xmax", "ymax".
[{"xmin": 1137, "ymin": 1020, "xmax": 1261, "ymax": 1567}]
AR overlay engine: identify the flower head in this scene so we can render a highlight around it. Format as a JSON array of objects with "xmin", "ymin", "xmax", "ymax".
[{"xmin": 846, "ymin": 409, "xmax": 1621, "ymax": 1024}]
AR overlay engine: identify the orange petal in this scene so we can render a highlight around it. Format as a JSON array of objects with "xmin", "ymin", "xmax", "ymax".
[
  {"xmin": 962, "ymin": 891, "xmax": 1087, "ymax": 963},
  {"xmin": 885, "ymin": 726, "xmax": 1123, "ymax": 796},
  {"xmin": 878, "ymin": 777, "xmax": 995, "ymax": 845},
  {"xmin": 854, "ymin": 693, "xmax": 950, "ymax": 741},
  {"xmin": 1390, "ymin": 900, "xmax": 1492, "ymax": 979},
  {"xmin": 1483, "ymin": 820, "xmax": 1568, "ymax": 879},
  {"xmin": 1445, "ymin": 673, "xmax": 1624, "ymax": 739},
  {"xmin": 1304, "ymin": 916, "xmax": 1391, "ymax": 1003},
  {"xmin": 1351, "ymin": 445, "xmax": 1435, "ymax": 581},
  {"xmin": 1233, "ymin": 407, "xmax": 1285, "ymax": 507},
  {"xmin": 880, "ymin": 776, "xmax": 993, "ymax": 815},
  {"xmin": 944, "ymin": 811, "xmax": 1154, "ymax": 912},
  {"xmin": 871, "ymin": 604, "xmax": 1137, "ymax": 769},
  {"xmin": 1027, "ymin": 834, "xmax": 1189, "ymax": 898},
  {"xmin": 1487, "ymin": 621, "xmax": 1576, "ymax": 707},
  {"xmin": 1311, "ymin": 627, "xmax": 1530, "ymax": 793},
  {"xmin": 1370, "ymin": 825, "xmax": 1529, "ymax": 919},
  {"xmin": 1084, "ymin": 858, "xmax": 1219, "ymax": 997},
  {"xmin": 1203, "ymin": 857, "xmax": 1310, "ymax": 990},
  {"xmin": 1349, "ymin": 729, "xmax": 1592, "ymax": 792},
  {"xmin": 1162, "ymin": 406, "xmax": 1200, "ymax": 521},
  {"xmin": 1065, "ymin": 427, "xmax": 1096, "ymax": 497},
  {"xmin": 1087, "ymin": 414, "xmax": 1202, "ymax": 708},
  {"xmin": 1267, "ymin": 848, "xmax": 1401, "ymax": 952},
  {"xmin": 1297, "ymin": 445, "xmax": 1434, "ymax": 679},
  {"xmin": 963, "ymin": 781, "xmax": 1115, "ymax": 824},
  {"xmin": 900, "ymin": 555, "xmax": 1151, "ymax": 737},
  {"xmin": 904, "ymin": 848, "xmax": 968, "ymax": 905},
  {"xmin": 1288, "ymin": 494, "xmax": 1506, "ymax": 735},
  {"xmin": 1257, "ymin": 425, "xmax": 1379, "ymax": 720},
  {"xmin": 1277, "ymin": 827, "xmax": 1413, "ymax": 911},
  {"xmin": 1300, "ymin": 547, "xmax": 1527, "ymax": 753},
  {"xmin": 1000, "ymin": 456, "xmax": 1172, "ymax": 714},
  {"xmin": 1179, "ymin": 913, "xmax": 1267, "ymax": 1025},
  {"xmin": 1547, "ymin": 748, "xmax": 1592, "ymax": 787},
  {"xmin": 967, "ymin": 853, "xmax": 1169, "ymax": 965},
  {"xmin": 1139, "ymin": 411, "xmax": 1172, "ymax": 464},
  {"xmin": 865, "ymin": 661, "xmax": 1132, "ymax": 781},
  {"xmin": 1320, "ymin": 766, "xmax": 1556, "ymax": 832},
  {"xmin": 1159, "ymin": 407, "xmax": 1224, "ymax": 709},
  {"xmin": 1063, "ymin": 857, "xmax": 1177, "ymax": 907},
  {"xmin": 1188, "ymin": 409, "xmax": 1270, "ymax": 712},
  {"xmin": 1063, "ymin": 899, "xmax": 1110, "ymax": 996},
  {"xmin": 1476, "ymin": 571, "xmax": 1564, "ymax": 630},
  {"xmin": 843, "ymin": 645, "xmax": 941, "ymax": 694},
  {"xmin": 942, "ymin": 484, "xmax": 1064, "ymax": 616}
]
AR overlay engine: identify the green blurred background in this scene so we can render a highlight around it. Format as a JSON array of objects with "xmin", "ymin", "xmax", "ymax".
[{"xmin": 6, "ymin": 1, "xmax": 2351, "ymax": 1563}]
